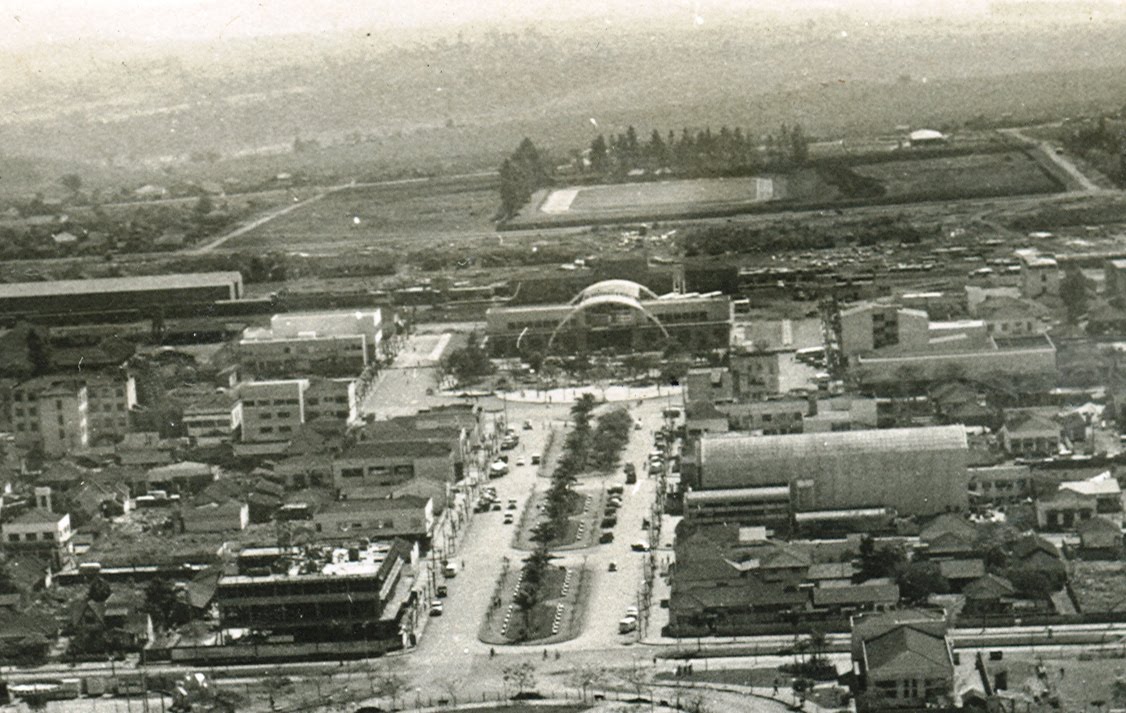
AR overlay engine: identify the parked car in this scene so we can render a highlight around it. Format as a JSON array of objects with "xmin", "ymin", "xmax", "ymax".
[
  {"xmin": 503, "ymin": 513, "xmax": 514, "ymax": 524},
  {"xmin": 436, "ymin": 585, "xmax": 448, "ymax": 598},
  {"xmin": 531, "ymin": 453, "xmax": 542, "ymax": 465},
  {"xmin": 515, "ymin": 456, "xmax": 526, "ymax": 466},
  {"xmin": 626, "ymin": 471, "xmax": 638, "ymax": 484},
  {"xmin": 491, "ymin": 502, "xmax": 502, "ymax": 511},
  {"xmin": 601, "ymin": 517, "xmax": 618, "ymax": 528},
  {"xmin": 430, "ymin": 601, "xmax": 444, "ymax": 616},
  {"xmin": 507, "ymin": 499, "xmax": 518, "ymax": 510},
  {"xmin": 608, "ymin": 485, "xmax": 625, "ymax": 495},
  {"xmin": 641, "ymin": 518, "xmax": 650, "ymax": 530},
  {"xmin": 631, "ymin": 541, "xmax": 650, "ymax": 552},
  {"xmin": 608, "ymin": 561, "xmax": 618, "ymax": 572},
  {"xmin": 599, "ymin": 531, "xmax": 615, "ymax": 544},
  {"xmin": 618, "ymin": 616, "xmax": 637, "ymax": 633},
  {"xmin": 522, "ymin": 420, "xmax": 534, "ymax": 430}
]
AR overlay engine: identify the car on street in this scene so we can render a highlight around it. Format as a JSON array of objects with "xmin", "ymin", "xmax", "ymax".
[
  {"xmin": 626, "ymin": 471, "xmax": 637, "ymax": 484},
  {"xmin": 436, "ymin": 585, "xmax": 448, "ymax": 598},
  {"xmin": 608, "ymin": 561, "xmax": 618, "ymax": 572},
  {"xmin": 618, "ymin": 616, "xmax": 637, "ymax": 633},
  {"xmin": 429, "ymin": 601, "xmax": 444, "ymax": 616},
  {"xmin": 599, "ymin": 531, "xmax": 614, "ymax": 544},
  {"xmin": 608, "ymin": 485, "xmax": 624, "ymax": 495},
  {"xmin": 601, "ymin": 517, "xmax": 617, "ymax": 528},
  {"xmin": 503, "ymin": 513, "xmax": 514, "ymax": 524},
  {"xmin": 491, "ymin": 502, "xmax": 502, "ymax": 511},
  {"xmin": 641, "ymin": 518, "xmax": 650, "ymax": 530},
  {"xmin": 631, "ymin": 541, "xmax": 650, "ymax": 552},
  {"xmin": 515, "ymin": 455, "xmax": 526, "ymax": 466},
  {"xmin": 507, "ymin": 499, "xmax": 518, "ymax": 509},
  {"xmin": 522, "ymin": 420, "xmax": 534, "ymax": 430},
  {"xmin": 625, "ymin": 606, "xmax": 639, "ymax": 619},
  {"xmin": 531, "ymin": 453, "xmax": 541, "ymax": 465}
]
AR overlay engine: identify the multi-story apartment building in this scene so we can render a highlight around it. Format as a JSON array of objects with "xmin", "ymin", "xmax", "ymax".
[
  {"xmin": 8, "ymin": 378, "xmax": 89, "ymax": 456},
  {"xmin": 304, "ymin": 378, "xmax": 359, "ymax": 424},
  {"xmin": 83, "ymin": 375, "xmax": 136, "ymax": 443},
  {"xmin": 238, "ymin": 380, "xmax": 307, "ymax": 443},
  {"xmin": 181, "ymin": 390, "xmax": 242, "ymax": 445}
]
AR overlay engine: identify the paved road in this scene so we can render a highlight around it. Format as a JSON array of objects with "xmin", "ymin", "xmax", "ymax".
[
  {"xmin": 359, "ymin": 332, "xmax": 458, "ymax": 420},
  {"xmin": 1000, "ymin": 127, "xmax": 1107, "ymax": 193}
]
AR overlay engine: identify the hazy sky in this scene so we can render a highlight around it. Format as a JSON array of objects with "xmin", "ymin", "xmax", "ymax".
[{"xmin": 0, "ymin": 0, "xmax": 1019, "ymax": 50}]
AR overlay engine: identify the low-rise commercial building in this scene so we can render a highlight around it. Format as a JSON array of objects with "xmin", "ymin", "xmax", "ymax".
[
  {"xmin": 216, "ymin": 539, "xmax": 414, "ymax": 649},
  {"xmin": 840, "ymin": 302, "xmax": 1057, "ymax": 387},
  {"xmin": 486, "ymin": 280, "xmax": 732, "ymax": 355},
  {"xmin": 238, "ymin": 309, "xmax": 381, "ymax": 377},
  {"xmin": 312, "ymin": 496, "xmax": 434, "ymax": 543},
  {"xmin": 332, "ymin": 441, "xmax": 457, "ymax": 501}
]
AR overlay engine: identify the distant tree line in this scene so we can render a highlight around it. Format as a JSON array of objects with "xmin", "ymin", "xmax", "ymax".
[
  {"xmin": 498, "ymin": 138, "xmax": 552, "ymax": 219},
  {"xmin": 585, "ymin": 123, "xmax": 809, "ymax": 179}
]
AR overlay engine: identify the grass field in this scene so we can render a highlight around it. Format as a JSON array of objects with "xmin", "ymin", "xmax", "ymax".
[
  {"xmin": 222, "ymin": 176, "xmax": 498, "ymax": 253},
  {"xmin": 564, "ymin": 177, "xmax": 775, "ymax": 214},
  {"xmin": 852, "ymin": 151, "xmax": 1060, "ymax": 200}
]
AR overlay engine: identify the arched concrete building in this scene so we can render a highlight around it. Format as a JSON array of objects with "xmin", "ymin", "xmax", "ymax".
[{"xmin": 486, "ymin": 279, "xmax": 732, "ymax": 356}]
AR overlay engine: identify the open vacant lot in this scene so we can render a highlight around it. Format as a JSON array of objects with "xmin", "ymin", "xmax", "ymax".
[
  {"xmin": 508, "ymin": 149, "xmax": 1064, "ymax": 229},
  {"xmin": 222, "ymin": 175, "xmax": 499, "ymax": 253},
  {"xmin": 852, "ymin": 151, "xmax": 1061, "ymax": 201}
]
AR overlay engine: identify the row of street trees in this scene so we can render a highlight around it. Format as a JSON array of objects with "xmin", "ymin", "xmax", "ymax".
[{"xmin": 512, "ymin": 394, "xmax": 607, "ymax": 639}]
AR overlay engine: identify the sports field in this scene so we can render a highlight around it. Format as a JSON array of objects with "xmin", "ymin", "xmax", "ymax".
[
  {"xmin": 540, "ymin": 176, "xmax": 776, "ymax": 217},
  {"xmin": 506, "ymin": 149, "xmax": 1063, "ymax": 229}
]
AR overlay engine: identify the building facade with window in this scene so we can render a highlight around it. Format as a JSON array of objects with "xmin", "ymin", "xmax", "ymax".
[
  {"xmin": 486, "ymin": 280, "xmax": 732, "ymax": 355},
  {"xmin": 8, "ymin": 378, "xmax": 89, "ymax": 456},
  {"xmin": 238, "ymin": 379, "xmax": 308, "ymax": 443}
]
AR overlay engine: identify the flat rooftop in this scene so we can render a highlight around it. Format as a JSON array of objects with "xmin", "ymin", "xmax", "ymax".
[
  {"xmin": 220, "ymin": 542, "xmax": 396, "ymax": 584},
  {"xmin": 0, "ymin": 272, "xmax": 242, "ymax": 300}
]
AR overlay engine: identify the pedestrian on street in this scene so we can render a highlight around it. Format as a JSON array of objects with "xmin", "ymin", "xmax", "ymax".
[
  {"xmin": 543, "ymin": 648, "xmax": 549, "ymax": 660},
  {"xmin": 490, "ymin": 648, "xmax": 496, "ymax": 658}
]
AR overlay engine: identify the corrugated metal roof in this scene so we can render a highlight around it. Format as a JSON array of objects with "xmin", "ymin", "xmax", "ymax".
[
  {"xmin": 0, "ymin": 272, "xmax": 241, "ymax": 300},
  {"xmin": 701, "ymin": 425, "xmax": 967, "ymax": 464}
]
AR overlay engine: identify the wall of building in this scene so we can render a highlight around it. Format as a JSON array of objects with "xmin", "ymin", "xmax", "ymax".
[
  {"xmin": 699, "ymin": 432, "xmax": 969, "ymax": 517},
  {"xmin": 239, "ymin": 380, "xmax": 307, "ymax": 443},
  {"xmin": 854, "ymin": 343, "xmax": 1057, "ymax": 385}
]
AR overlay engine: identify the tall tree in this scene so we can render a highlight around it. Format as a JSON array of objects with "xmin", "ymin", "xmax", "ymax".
[
  {"xmin": 1060, "ymin": 267, "xmax": 1089, "ymax": 324},
  {"xmin": 590, "ymin": 134, "xmax": 608, "ymax": 173}
]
